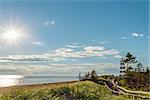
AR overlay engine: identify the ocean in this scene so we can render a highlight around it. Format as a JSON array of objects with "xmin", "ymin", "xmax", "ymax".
[{"xmin": 0, "ymin": 75, "xmax": 79, "ymax": 87}]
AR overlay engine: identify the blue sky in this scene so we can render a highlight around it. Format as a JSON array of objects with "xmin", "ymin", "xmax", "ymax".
[{"xmin": 0, "ymin": 0, "xmax": 149, "ymax": 76}]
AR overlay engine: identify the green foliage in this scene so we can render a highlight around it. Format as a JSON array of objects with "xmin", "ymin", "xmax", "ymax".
[
  {"xmin": 119, "ymin": 52, "xmax": 150, "ymax": 91},
  {"xmin": 118, "ymin": 79, "xmax": 126, "ymax": 86},
  {"xmin": 124, "ymin": 52, "xmax": 137, "ymax": 64},
  {"xmin": 0, "ymin": 81, "xmax": 127, "ymax": 100}
]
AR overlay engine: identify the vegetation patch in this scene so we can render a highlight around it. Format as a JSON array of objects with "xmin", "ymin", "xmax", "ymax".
[{"xmin": 0, "ymin": 81, "xmax": 127, "ymax": 100}]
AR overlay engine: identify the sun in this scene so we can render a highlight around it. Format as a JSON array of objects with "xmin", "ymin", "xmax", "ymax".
[
  {"xmin": 3, "ymin": 29, "xmax": 21, "ymax": 41},
  {"xmin": 0, "ymin": 24, "xmax": 28, "ymax": 47}
]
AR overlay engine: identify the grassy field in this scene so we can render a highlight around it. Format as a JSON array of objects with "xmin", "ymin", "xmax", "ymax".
[{"xmin": 0, "ymin": 81, "xmax": 127, "ymax": 100}]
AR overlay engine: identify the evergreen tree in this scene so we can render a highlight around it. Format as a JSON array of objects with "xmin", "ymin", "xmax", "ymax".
[
  {"xmin": 122, "ymin": 52, "xmax": 138, "ymax": 87},
  {"xmin": 123, "ymin": 52, "xmax": 138, "ymax": 70}
]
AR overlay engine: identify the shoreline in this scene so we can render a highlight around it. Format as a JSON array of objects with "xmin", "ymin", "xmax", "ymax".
[{"xmin": 0, "ymin": 80, "xmax": 79, "ymax": 89}]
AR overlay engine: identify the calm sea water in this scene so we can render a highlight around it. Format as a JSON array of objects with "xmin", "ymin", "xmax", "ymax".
[{"xmin": 0, "ymin": 75, "xmax": 79, "ymax": 87}]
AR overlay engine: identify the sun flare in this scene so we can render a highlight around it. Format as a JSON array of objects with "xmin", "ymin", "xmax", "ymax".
[
  {"xmin": 4, "ymin": 29, "xmax": 21, "ymax": 41},
  {"xmin": 0, "ymin": 75, "xmax": 23, "ymax": 87},
  {"xmin": 0, "ymin": 24, "xmax": 28, "ymax": 46}
]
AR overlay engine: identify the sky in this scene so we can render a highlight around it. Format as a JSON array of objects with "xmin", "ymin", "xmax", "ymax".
[{"xmin": 0, "ymin": 0, "xmax": 149, "ymax": 76}]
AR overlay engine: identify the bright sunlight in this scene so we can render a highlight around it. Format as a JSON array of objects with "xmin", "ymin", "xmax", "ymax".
[
  {"xmin": 3, "ymin": 29, "xmax": 21, "ymax": 41},
  {"xmin": 0, "ymin": 75, "xmax": 23, "ymax": 87},
  {"xmin": 0, "ymin": 24, "xmax": 28, "ymax": 47}
]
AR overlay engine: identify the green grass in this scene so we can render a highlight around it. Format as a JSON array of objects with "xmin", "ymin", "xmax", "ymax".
[{"xmin": 0, "ymin": 81, "xmax": 127, "ymax": 100}]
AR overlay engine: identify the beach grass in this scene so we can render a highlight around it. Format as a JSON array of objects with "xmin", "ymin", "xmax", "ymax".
[{"xmin": 0, "ymin": 81, "xmax": 127, "ymax": 100}]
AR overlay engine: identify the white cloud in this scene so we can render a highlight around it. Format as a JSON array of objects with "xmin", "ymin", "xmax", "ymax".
[
  {"xmin": 0, "ymin": 64, "xmax": 51, "ymax": 75},
  {"xmin": 121, "ymin": 37, "xmax": 126, "ymax": 40},
  {"xmin": 132, "ymin": 32, "xmax": 139, "ymax": 37},
  {"xmin": 102, "ymin": 49, "xmax": 119, "ymax": 55},
  {"xmin": 0, "ymin": 54, "xmax": 65, "ymax": 62},
  {"xmin": 66, "ymin": 45, "xmax": 80, "ymax": 48},
  {"xmin": 0, "ymin": 43, "xmax": 122, "ymax": 75},
  {"xmin": 0, "ymin": 45, "xmax": 121, "ymax": 62},
  {"xmin": 0, "ymin": 55, "xmax": 47, "ymax": 62},
  {"xmin": 140, "ymin": 34, "xmax": 144, "ymax": 37},
  {"xmin": 92, "ymin": 40, "xmax": 108, "ymax": 45},
  {"xmin": 114, "ymin": 55, "xmax": 122, "ymax": 58},
  {"xmin": 53, "ymin": 46, "xmax": 119, "ymax": 59},
  {"xmin": 84, "ymin": 46, "xmax": 105, "ymax": 51},
  {"xmin": 121, "ymin": 32, "xmax": 144, "ymax": 40},
  {"xmin": 131, "ymin": 32, "xmax": 144, "ymax": 37},
  {"xmin": 100, "ymin": 41, "xmax": 108, "ymax": 44},
  {"xmin": 44, "ymin": 20, "xmax": 55, "ymax": 26},
  {"xmin": 31, "ymin": 41, "xmax": 45, "ymax": 46},
  {"xmin": 65, "ymin": 43, "xmax": 84, "ymax": 48},
  {"xmin": 55, "ymin": 48, "xmax": 74, "ymax": 54},
  {"xmin": 0, "ymin": 63, "xmax": 120, "ymax": 75}
]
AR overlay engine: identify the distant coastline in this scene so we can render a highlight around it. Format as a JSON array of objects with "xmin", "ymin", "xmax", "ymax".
[
  {"xmin": 0, "ymin": 80, "xmax": 79, "ymax": 89},
  {"xmin": 0, "ymin": 75, "xmax": 79, "ymax": 87}
]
